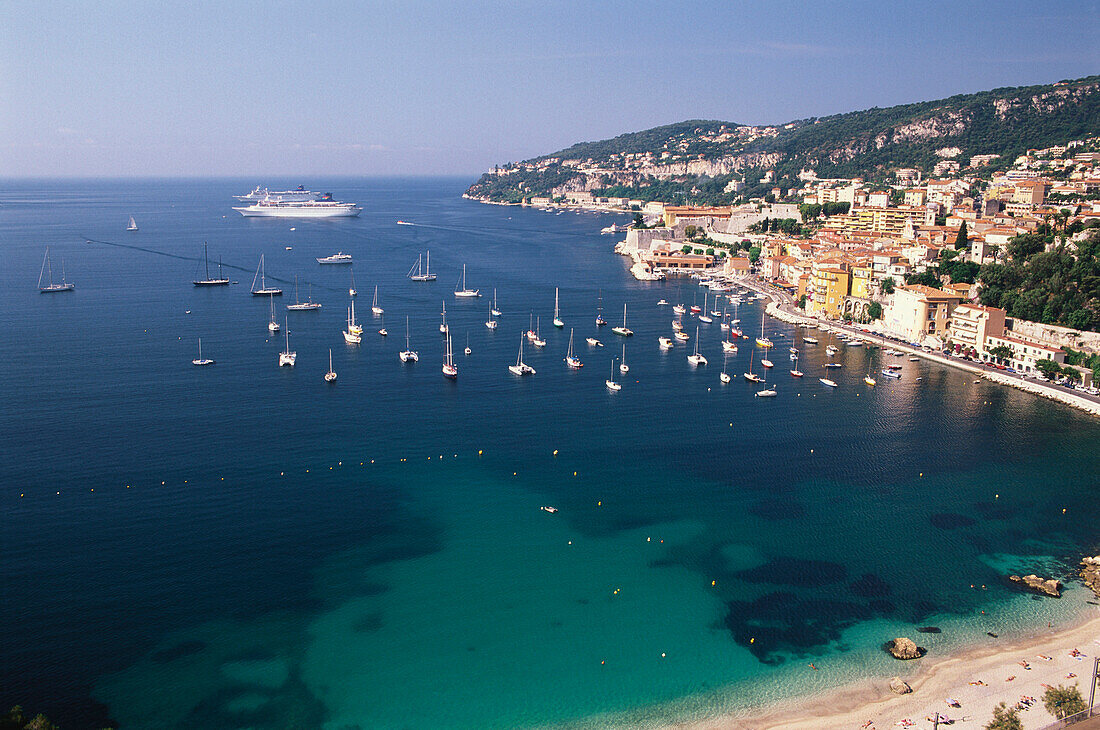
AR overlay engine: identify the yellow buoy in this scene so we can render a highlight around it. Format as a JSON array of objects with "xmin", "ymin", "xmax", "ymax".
[
  {"xmin": 553, "ymin": 450, "xmax": 558, "ymax": 456},
  {"xmin": 478, "ymin": 450, "xmax": 483, "ymax": 456},
  {"xmin": 711, "ymin": 580, "xmax": 716, "ymax": 586}
]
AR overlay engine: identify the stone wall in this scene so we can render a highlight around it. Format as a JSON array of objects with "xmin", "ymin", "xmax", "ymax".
[{"xmin": 1007, "ymin": 319, "xmax": 1100, "ymax": 355}]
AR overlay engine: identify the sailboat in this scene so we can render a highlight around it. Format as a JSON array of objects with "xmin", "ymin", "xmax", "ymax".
[
  {"xmin": 720, "ymin": 354, "xmax": 731, "ymax": 383},
  {"xmin": 595, "ymin": 290, "xmax": 607, "ymax": 326},
  {"xmin": 755, "ymin": 363, "xmax": 777, "ymax": 397},
  {"xmin": 268, "ymin": 295, "xmax": 281, "ymax": 332},
  {"xmin": 744, "ymin": 348, "xmax": 762, "ymax": 382},
  {"xmin": 193, "ymin": 242, "xmax": 230, "ymax": 286},
  {"xmin": 605, "ymin": 359, "xmax": 621, "ymax": 391},
  {"xmin": 192, "ymin": 338, "xmax": 215, "ymax": 366},
  {"xmin": 399, "ymin": 316, "xmax": 418, "ymax": 362},
  {"xmin": 378, "ymin": 317, "xmax": 388, "ymax": 336},
  {"xmin": 755, "ymin": 309, "xmax": 772, "ymax": 348},
  {"xmin": 491, "ymin": 289, "xmax": 501, "ymax": 317},
  {"xmin": 251, "ymin": 254, "xmax": 282, "ymax": 296},
  {"xmin": 508, "ymin": 333, "xmax": 535, "ymax": 375},
  {"xmin": 126, "ymin": 215, "xmax": 138, "ymax": 232},
  {"xmin": 348, "ymin": 267, "xmax": 357, "ymax": 297},
  {"xmin": 442, "ymin": 330, "xmax": 457, "ymax": 378},
  {"xmin": 790, "ymin": 353, "xmax": 804, "ymax": 377},
  {"xmin": 454, "ymin": 264, "xmax": 479, "ymax": 297},
  {"xmin": 485, "ymin": 302, "xmax": 498, "ymax": 330},
  {"xmin": 722, "ymin": 328, "xmax": 738, "ymax": 352},
  {"xmin": 564, "ymin": 328, "xmax": 583, "ymax": 368},
  {"xmin": 279, "ymin": 319, "xmax": 296, "ymax": 366},
  {"xmin": 531, "ymin": 317, "xmax": 546, "ymax": 347},
  {"xmin": 526, "ymin": 314, "xmax": 538, "ymax": 341},
  {"xmin": 720, "ymin": 306, "xmax": 729, "ymax": 331},
  {"xmin": 324, "ymin": 349, "xmax": 337, "ymax": 382},
  {"xmin": 439, "ymin": 301, "xmax": 448, "ymax": 333},
  {"xmin": 687, "ymin": 327, "xmax": 707, "ymax": 365},
  {"xmin": 37, "ymin": 248, "xmax": 74, "ymax": 292},
  {"xmin": 698, "ymin": 293, "xmax": 713, "ymax": 323},
  {"xmin": 371, "ymin": 285, "xmax": 384, "ymax": 315},
  {"xmin": 343, "ymin": 300, "xmax": 362, "ymax": 344},
  {"xmin": 690, "ymin": 292, "xmax": 701, "ymax": 314},
  {"xmin": 464, "ymin": 332, "xmax": 472, "ymax": 356},
  {"xmin": 286, "ymin": 276, "xmax": 322, "ymax": 310},
  {"xmin": 408, "ymin": 250, "xmax": 437, "ymax": 281},
  {"xmin": 612, "ymin": 303, "xmax": 633, "ymax": 336},
  {"xmin": 619, "ymin": 343, "xmax": 629, "ymax": 373},
  {"xmin": 820, "ymin": 377, "xmax": 838, "ymax": 387},
  {"xmin": 553, "ymin": 287, "xmax": 564, "ymax": 328},
  {"xmin": 864, "ymin": 356, "xmax": 877, "ymax": 386},
  {"xmin": 761, "ymin": 348, "xmax": 774, "ymax": 368}
]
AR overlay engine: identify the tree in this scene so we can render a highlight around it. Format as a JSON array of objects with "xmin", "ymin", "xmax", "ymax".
[
  {"xmin": 868, "ymin": 301, "xmax": 883, "ymax": 319},
  {"xmin": 684, "ymin": 225, "xmax": 698, "ymax": 239},
  {"xmin": 681, "ymin": 244, "xmax": 693, "ymax": 254},
  {"xmin": 1042, "ymin": 684, "xmax": 1087, "ymax": 719},
  {"xmin": 748, "ymin": 246, "xmax": 761, "ymax": 264},
  {"xmin": 1061, "ymin": 365, "xmax": 1082, "ymax": 382},
  {"xmin": 984, "ymin": 701, "xmax": 1023, "ymax": 730},
  {"xmin": 797, "ymin": 294, "xmax": 807, "ymax": 309},
  {"xmin": 988, "ymin": 345, "xmax": 1014, "ymax": 363},
  {"xmin": 881, "ymin": 277, "xmax": 896, "ymax": 294},
  {"xmin": 954, "ymin": 221, "xmax": 970, "ymax": 250},
  {"xmin": 1035, "ymin": 358, "xmax": 1063, "ymax": 380},
  {"xmin": 632, "ymin": 212, "xmax": 646, "ymax": 229}
]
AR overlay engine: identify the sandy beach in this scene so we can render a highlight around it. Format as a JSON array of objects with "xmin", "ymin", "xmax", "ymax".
[{"xmin": 670, "ymin": 612, "xmax": 1100, "ymax": 730}]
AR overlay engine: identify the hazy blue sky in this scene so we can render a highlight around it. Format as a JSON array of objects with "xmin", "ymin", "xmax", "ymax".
[{"xmin": 2, "ymin": 0, "xmax": 1097, "ymax": 177}]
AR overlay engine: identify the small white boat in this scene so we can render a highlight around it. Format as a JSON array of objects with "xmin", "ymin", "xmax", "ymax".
[
  {"xmin": 722, "ymin": 339, "xmax": 738, "ymax": 353},
  {"xmin": 761, "ymin": 358, "xmax": 774, "ymax": 368},
  {"xmin": 671, "ymin": 318, "xmax": 684, "ymax": 331},
  {"xmin": 378, "ymin": 327, "xmax": 388, "ymax": 337},
  {"xmin": 674, "ymin": 330, "xmax": 690, "ymax": 342},
  {"xmin": 344, "ymin": 300, "xmax": 362, "ymax": 344},
  {"xmin": 881, "ymin": 368, "xmax": 902, "ymax": 379},
  {"xmin": 553, "ymin": 287, "xmax": 564, "ymax": 328},
  {"xmin": 755, "ymin": 387, "xmax": 777, "ymax": 397},
  {"xmin": 509, "ymin": 333, "xmax": 535, "ymax": 375},
  {"xmin": 348, "ymin": 267, "xmax": 357, "ymax": 298},
  {"xmin": 804, "ymin": 337, "xmax": 819, "ymax": 344},
  {"xmin": 657, "ymin": 299, "xmax": 669, "ymax": 306},
  {"xmin": 454, "ymin": 264, "xmax": 479, "ymax": 297},
  {"xmin": 586, "ymin": 337, "xmax": 603, "ymax": 347},
  {"xmin": 325, "ymin": 349, "xmax": 337, "ymax": 382},
  {"xmin": 719, "ymin": 371, "xmax": 731, "ymax": 383},
  {"xmin": 540, "ymin": 506, "xmax": 558, "ymax": 513},
  {"xmin": 268, "ymin": 295, "xmax": 281, "ymax": 333},
  {"xmin": 826, "ymin": 345, "xmax": 839, "ymax": 356},
  {"xmin": 564, "ymin": 329, "xmax": 583, "ymax": 369},
  {"xmin": 687, "ymin": 327, "xmax": 707, "ymax": 366},
  {"xmin": 464, "ymin": 333, "xmax": 472, "ymax": 356},
  {"xmin": 619, "ymin": 343, "xmax": 629, "ymax": 374},
  {"xmin": 658, "ymin": 337, "xmax": 673, "ymax": 350},
  {"xmin": 864, "ymin": 375, "xmax": 877, "ymax": 386},
  {"xmin": 595, "ymin": 290, "xmax": 607, "ymax": 326},
  {"xmin": 126, "ymin": 215, "xmax": 138, "ymax": 232},
  {"xmin": 440, "ymin": 301, "xmax": 448, "ymax": 334},
  {"xmin": 279, "ymin": 319, "xmax": 296, "ymax": 366},
  {"xmin": 491, "ymin": 289, "xmax": 502, "ymax": 317},
  {"xmin": 672, "ymin": 304, "xmax": 686, "ymax": 315},
  {"xmin": 399, "ymin": 316, "xmax": 419, "ymax": 362},
  {"xmin": 820, "ymin": 378, "xmax": 838, "ymax": 387},
  {"xmin": 697, "ymin": 293, "xmax": 712, "ymax": 323},
  {"xmin": 371, "ymin": 285, "xmax": 384, "ymax": 315},
  {"xmin": 485, "ymin": 302, "xmax": 498, "ymax": 330},
  {"xmin": 192, "ymin": 338, "xmax": 215, "ymax": 366},
  {"xmin": 531, "ymin": 317, "xmax": 546, "ymax": 347},
  {"xmin": 824, "ymin": 362, "xmax": 842, "ymax": 369}
]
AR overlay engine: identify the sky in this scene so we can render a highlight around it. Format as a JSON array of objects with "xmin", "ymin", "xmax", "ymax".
[{"xmin": 2, "ymin": 0, "xmax": 1098, "ymax": 178}]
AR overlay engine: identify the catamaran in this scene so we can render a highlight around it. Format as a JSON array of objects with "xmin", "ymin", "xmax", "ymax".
[
  {"xmin": 268, "ymin": 295, "xmax": 281, "ymax": 333},
  {"xmin": 408, "ymin": 250, "xmax": 437, "ymax": 281},
  {"xmin": 325, "ymin": 349, "xmax": 337, "ymax": 382},
  {"xmin": 279, "ymin": 319, "xmax": 296, "ymax": 366},
  {"xmin": 399, "ymin": 316, "xmax": 418, "ymax": 362},
  {"xmin": 442, "ymin": 330, "xmax": 458, "ymax": 378},
  {"xmin": 687, "ymin": 327, "xmax": 707, "ymax": 366},
  {"xmin": 612, "ymin": 303, "xmax": 633, "ymax": 336},
  {"xmin": 371, "ymin": 285, "xmax": 384, "ymax": 315},
  {"xmin": 251, "ymin": 254, "xmax": 282, "ymax": 296},
  {"xmin": 343, "ymin": 300, "xmax": 362, "ymax": 344},
  {"xmin": 508, "ymin": 333, "xmax": 535, "ymax": 375},
  {"xmin": 564, "ymin": 328, "xmax": 583, "ymax": 368},
  {"xmin": 286, "ymin": 276, "xmax": 322, "ymax": 310},
  {"xmin": 38, "ymin": 248, "xmax": 74, "ymax": 293},
  {"xmin": 553, "ymin": 288, "xmax": 564, "ymax": 328},
  {"xmin": 193, "ymin": 242, "xmax": 230, "ymax": 286},
  {"xmin": 454, "ymin": 264, "xmax": 479, "ymax": 297},
  {"xmin": 126, "ymin": 216, "xmax": 138, "ymax": 232},
  {"xmin": 192, "ymin": 338, "xmax": 215, "ymax": 366},
  {"xmin": 485, "ymin": 302, "xmax": 498, "ymax": 330}
]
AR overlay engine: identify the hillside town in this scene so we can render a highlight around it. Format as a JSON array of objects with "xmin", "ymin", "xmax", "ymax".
[{"xmin": 541, "ymin": 139, "xmax": 1100, "ymax": 390}]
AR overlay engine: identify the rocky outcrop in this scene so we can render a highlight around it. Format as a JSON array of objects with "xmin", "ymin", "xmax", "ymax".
[
  {"xmin": 889, "ymin": 676, "xmax": 913, "ymax": 694},
  {"xmin": 1081, "ymin": 557, "xmax": 1100, "ymax": 598},
  {"xmin": 886, "ymin": 637, "xmax": 925, "ymax": 660},
  {"xmin": 1009, "ymin": 574, "xmax": 1062, "ymax": 598}
]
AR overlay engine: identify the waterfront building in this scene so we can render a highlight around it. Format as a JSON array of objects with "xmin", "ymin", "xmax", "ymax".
[
  {"xmin": 947, "ymin": 304, "xmax": 1006, "ymax": 357},
  {"xmin": 883, "ymin": 284, "xmax": 963, "ymax": 345},
  {"xmin": 982, "ymin": 332, "xmax": 1066, "ymax": 374},
  {"xmin": 807, "ymin": 261, "xmax": 851, "ymax": 319}
]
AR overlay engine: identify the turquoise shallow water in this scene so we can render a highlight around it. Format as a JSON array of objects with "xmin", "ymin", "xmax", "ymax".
[{"xmin": 1, "ymin": 178, "xmax": 1098, "ymax": 728}]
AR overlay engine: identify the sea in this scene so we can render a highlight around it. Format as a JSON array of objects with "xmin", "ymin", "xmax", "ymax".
[{"xmin": 2, "ymin": 177, "xmax": 1098, "ymax": 729}]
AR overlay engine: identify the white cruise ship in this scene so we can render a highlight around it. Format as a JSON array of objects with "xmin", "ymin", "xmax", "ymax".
[
  {"xmin": 234, "ymin": 185, "xmax": 319, "ymax": 202},
  {"xmin": 234, "ymin": 194, "xmax": 362, "ymax": 218}
]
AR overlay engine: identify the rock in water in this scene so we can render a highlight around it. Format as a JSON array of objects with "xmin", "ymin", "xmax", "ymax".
[
  {"xmin": 917, "ymin": 626, "xmax": 941, "ymax": 634},
  {"xmin": 889, "ymin": 676, "xmax": 913, "ymax": 694},
  {"xmin": 1008, "ymin": 574, "xmax": 1062, "ymax": 598},
  {"xmin": 1081, "ymin": 557, "xmax": 1100, "ymax": 599},
  {"xmin": 886, "ymin": 637, "xmax": 924, "ymax": 660}
]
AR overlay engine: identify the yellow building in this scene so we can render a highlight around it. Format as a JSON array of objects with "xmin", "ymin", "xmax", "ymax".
[
  {"xmin": 807, "ymin": 264, "xmax": 851, "ymax": 319},
  {"xmin": 849, "ymin": 264, "xmax": 874, "ymax": 300},
  {"xmin": 822, "ymin": 206, "xmax": 923, "ymax": 237}
]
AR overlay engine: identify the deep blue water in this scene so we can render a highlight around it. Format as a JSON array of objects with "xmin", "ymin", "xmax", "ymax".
[{"xmin": 1, "ymin": 178, "xmax": 1098, "ymax": 729}]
